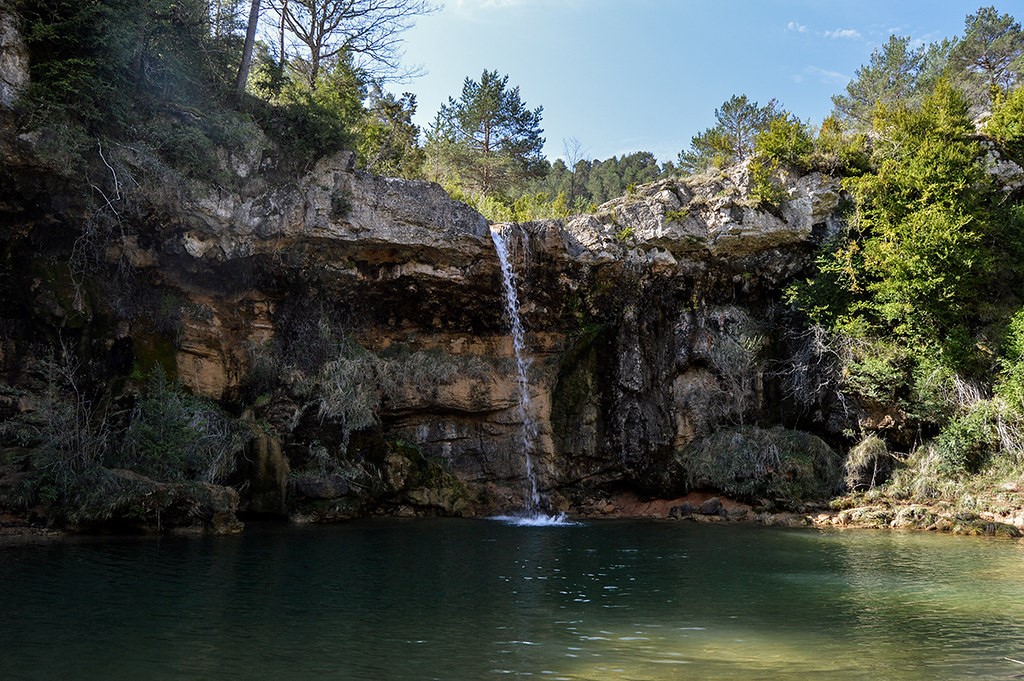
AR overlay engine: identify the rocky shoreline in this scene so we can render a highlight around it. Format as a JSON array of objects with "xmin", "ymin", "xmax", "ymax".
[
  {"xmin": 5, "ymin": 491, "xmax": 1022, "ymax": 541},
  {"xmin": 576, "ymin": 490, "xmax": 1024, "ymax": 537}
]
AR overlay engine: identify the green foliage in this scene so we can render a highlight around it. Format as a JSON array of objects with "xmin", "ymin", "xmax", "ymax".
[
  {"xmin": 19, "ymin": 0, "xmax": 239, "ymax": 133},
  {"xmin": 851, "ymin": 82, "xmax": 991, "ymax": 347},
  {"xmin": 255, "ymin": 94, "xmax": 354, "ymax": 167},
  {"xmin": 678, "ymin": 94, "xmax": 782, "ymax": 173},
  {"xmin": 987, "ymin": 85, "xmax": 1024, "ymax": 161},
  {"xmin": 357, "ymin": 89, "xmax": 425, "ymax": 178},
  {"xmin": 614, "ymin": 225, "xmax": 634, "ymax": 242},
  {"xmin": 832, "ymin": 35, "xmax": 927, "ymax": 129},
  {"xmin": 864, "ymin": 204, "xmax": 985, "ymax": 337},
  {"xmin": 881, "ymin": 392, "xmax": 1024, "ymax": 503},
  {"xmin": 830, "ymin": 7, "xmax": 1021, "ymax": 125},
  {"xmin": 253, "ymin": 58, "xmax": 365, "ymax": 165},
  {"xmin": 678, "ymin": 126, "xmax": 732, "ymax": 173},
  {"xmin": 144, "ymin": 116, "xmax": 221, "ymax": 180},
  {"xmin": 754, "ymin": 115, "xmax": 813, "ymax": 169},
  {"xmin": 844, "ymin": 339, "xmax": 917, "ymax": 406},
  {"xmin": 525, "ymin": 151, "xmax": 668, "ymax": 211},
  {"xmin": 910, "ymin": 353, "xmax": 963, "ymax": 422},
  {"xmin": 18, "ymin": 0, "xmax": 391, "ymax": 179},
  {"xmin": 664, "ymin": 207, "xmax": 689, "ymax": 223},
  {"xmin": 949, "ymin": 6, "xmax": 1024, "ymax": 108},
  {"xmin": 746, "ymin": 157, "xmax": 787, "ymax": 208},
  {"xmin": 120, "ymin": 369, "xmax": 246, "ymax": 484},
  {"xmin": 508, "ymin": 191, "xmax": 561, "ymax": 221},
  {"xmin": 809, "ymin": 116, "xmax": 870, "ymax": 175},
  {"xmin": 934, "ymin": 400, "xmax": 1003, "ymax": 477},
  {"xmin": 446, "ymin": 184, "xmax": 576, "ymax": 224},
  {"xmin": 996, "ymin": 307, "xmax": 1024, "ymax": 409},
  {"xmin": 786, "ymin": 236, "xmax": 865, "ymax": 329},
  {"xmin": 426, "ymin": 69, "xmax": 545, "ymax": 197},
  {"xmin": 795, "ymin": 79, "xmax": 1004, "ymax": 372},
  {"xmin": 443, "ymin": 183, "xmax": 511, "ymax": 222},
  {"xmin": 0, "ymin": 351, "xmax": 110, "ymax": 506},
  {"xmin": 330, "ymin": 190, "xmax": 353, "ymax": 220},
  {"xmin": 0, "ymin": 350, "xmax": 246, "ymax": 525}
]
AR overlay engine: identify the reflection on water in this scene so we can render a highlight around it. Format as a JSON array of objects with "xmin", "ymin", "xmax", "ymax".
[{"xmin": 2, "ymin": 521, "xmax": 1024, "ymax": 680}]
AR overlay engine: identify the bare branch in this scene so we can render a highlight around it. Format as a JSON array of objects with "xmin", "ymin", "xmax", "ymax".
[{"xmin": 271, "ymin": 0, "xmax": 437, "ymax": 88}]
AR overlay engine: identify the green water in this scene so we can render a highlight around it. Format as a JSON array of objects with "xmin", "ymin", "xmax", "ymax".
[{"xmin": 3, "ymin": 520, "xmax": 1024, "ymax": 680}]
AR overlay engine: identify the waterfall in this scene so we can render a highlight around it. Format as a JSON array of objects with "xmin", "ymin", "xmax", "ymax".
[{"xmin": 489, "ymin": 225, "xmax": 541, "ymax": 511}]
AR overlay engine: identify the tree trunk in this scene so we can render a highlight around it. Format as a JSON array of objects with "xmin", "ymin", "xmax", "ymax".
[
  {"xmin": 279, "ymin": 0, "xmax": 288, "ymax": 68},
  {"xmin": 309, "ymin": 48, "xmax": 320, "ymax": 89},
  {"xmin": 235, "ymin": 0, "xmax": 262, "ymax": 99}
]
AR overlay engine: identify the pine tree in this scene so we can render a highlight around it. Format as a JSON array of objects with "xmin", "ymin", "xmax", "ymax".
[
  {"xmin": 678, "ymin": 95, "xmax": 781, "ymax": 173},
  {"xmin": 425, "ymin": 69, "xmax": 544, "ymax": 197},
  {"xmin": 950, "ymin": 6, "xmax": 1024, "ymax": 108},
  {"xmin": 831, "ymin": 35, "xmax": 925, "ymax": 129}
]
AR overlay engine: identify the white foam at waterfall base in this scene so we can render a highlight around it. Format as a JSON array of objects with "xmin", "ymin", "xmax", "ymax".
[
  {"xmin": 490, "ymin": 513, "xmax": 579, "ymax": 527},
  {"xmin": 489, "ymin": 226, "xmax": 541, "ymax": 511}
]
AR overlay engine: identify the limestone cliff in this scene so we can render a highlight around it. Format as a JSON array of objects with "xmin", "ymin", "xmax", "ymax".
[
  {"xmin": 0, "ymin": 9, "xmax": 856, "ymax": 529},
  {"xmin": 0, "ymin": 96, "xmax": 853, "ymax": 531}
]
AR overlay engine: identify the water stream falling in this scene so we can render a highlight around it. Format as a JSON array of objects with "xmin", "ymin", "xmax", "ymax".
[
  {"xmin": 489, "ymin": 226, "xmax": 541, "ymax": 511},
  {"xmin": 489, "ymin": 226, "xmax": 575, "ymax": 527}
]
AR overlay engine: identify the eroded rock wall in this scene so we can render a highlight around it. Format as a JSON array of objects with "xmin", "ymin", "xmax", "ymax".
[{"xmin": 1, "ymin": 97, "xmax": 847, "ymax": 525}]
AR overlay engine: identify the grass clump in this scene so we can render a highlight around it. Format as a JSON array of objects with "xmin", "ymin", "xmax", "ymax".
[
  {"xmin": 677, "ymin": 425, "xmax": 842, "ymax": 503},
  {"xmin": 843, "ymin": 434, "xmax": 891, "ymax": 491}
]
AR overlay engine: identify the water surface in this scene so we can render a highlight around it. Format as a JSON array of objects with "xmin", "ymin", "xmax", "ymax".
[{"xmin": 3, "ymin": 520, "xmax": 1024, "ymax": 680}]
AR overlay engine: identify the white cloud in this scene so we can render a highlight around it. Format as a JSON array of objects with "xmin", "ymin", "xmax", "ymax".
[
  {"xmin": 452, "ymin": 0, "xmax": 529, "ymax": 8},
  {"xmin": 447, "ymin": 0, "xmax": 582, "ymax": 20},
  {"xmin": 787, "ymin": 21, "xmax": 808, "ymax": 33},
  {"xmin": 823, "ymin": 28, "xmax": 862, "ymax": 39},
  {"xmin": 804, "ymin": 65, "xmax": 850, "ymax": 85},
  {"xmin": 446, "ymin": 0, "xmax": 534, "ymax": 23}
]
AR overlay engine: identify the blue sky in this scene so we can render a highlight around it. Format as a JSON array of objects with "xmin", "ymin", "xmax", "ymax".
[{"xmin": 399, "ymin": 0, "xmax": 999, "ymax": 163}]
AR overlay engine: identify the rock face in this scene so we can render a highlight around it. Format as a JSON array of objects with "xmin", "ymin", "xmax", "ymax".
[
  {"xmin": 501, "ymin": 166, "xmax": 844, "ymax": 502},
  {"xmin": 0, "ymin": 9, "xmax": 27, "ymax": 110},
  {"xmin": 0, "ymin": 82, "xmax": 847, "ymax": 525}
]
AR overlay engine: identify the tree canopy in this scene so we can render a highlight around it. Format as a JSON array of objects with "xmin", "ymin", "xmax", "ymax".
[
  {"xmin": 425, "ymin": 69, "xmax": 545, "ymax": 197},
  {"xmin": 271, "ymin": 0, "xmax": 435, "ymax": 88},
  {"xmin": 678, "ymin": 95, "xmax": 782, "ymax": 173},
  {"xmin": 831, "ymin": 35, "xmax": 928, "ymax": 129},
  {"xmin": 950, "ymin": 5, "xmax": 1024, "ymax": 107},
  {"xmin": 793, "ymin": 77, "xmax": 1024, "ymax": 369}
]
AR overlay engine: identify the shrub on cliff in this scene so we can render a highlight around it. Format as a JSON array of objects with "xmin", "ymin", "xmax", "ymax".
[
  {"xmin": 120, "ymin": 369, "xmax": 247, "ymax": 484},
  {"xmin": 987, "ymin": 85, "xmax": 1024, "ymax": 162},
  {"xmin": 753, "ymin": 114, "xmax": 814, "ymax": 170},
  {"xmin": 792, "ymin": 78, "xmax": 1023, "ymax": 371},
  {"xmin": 0, "ymin": 350, "xmax": 111, "ymax": 510},
  {"xmin": 676, "ymin": 426, "xmax": 842, "ymax": 503}
]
